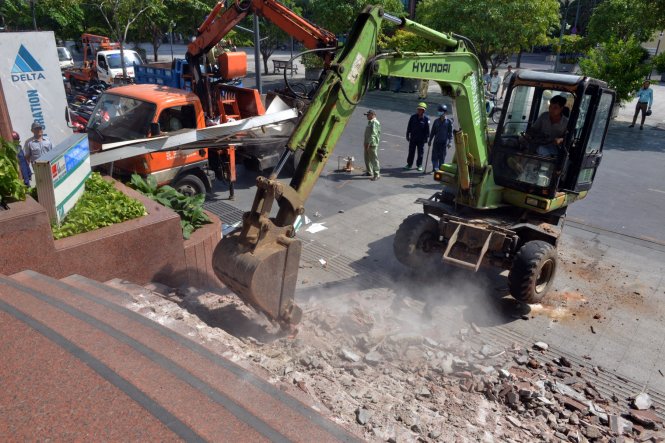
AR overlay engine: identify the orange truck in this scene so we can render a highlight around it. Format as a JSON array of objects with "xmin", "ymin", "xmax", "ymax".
[{"xmin": 85, "ymin": 75, "xmax": 271, "ymax": 197}]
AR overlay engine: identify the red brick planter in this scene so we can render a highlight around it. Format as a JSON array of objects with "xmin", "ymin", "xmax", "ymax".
[{"xmin": 0, "ymin": 180, "xmax": 222, "ymax": 289}]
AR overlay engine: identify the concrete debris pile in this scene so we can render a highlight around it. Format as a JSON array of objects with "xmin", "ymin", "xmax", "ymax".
[{"xmin": 119, "ymin": 282, "xmax": 665, "ymax": 442}]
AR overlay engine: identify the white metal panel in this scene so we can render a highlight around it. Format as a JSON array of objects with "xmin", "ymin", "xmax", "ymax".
[{"xmin": 0, "ymin": 31, "xmax": 72, "ymax": 145}]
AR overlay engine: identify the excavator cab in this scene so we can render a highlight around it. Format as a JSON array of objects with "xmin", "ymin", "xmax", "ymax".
[{"xmin": 491, "ymin": 71, "xmax": 615, "ymax": 202}]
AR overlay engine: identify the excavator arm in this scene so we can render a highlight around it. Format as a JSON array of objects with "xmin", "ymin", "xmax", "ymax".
[
  {"xmin": 187, "ymin": 0, "xmax": 337, "ymax": 61},
  {"xmin": 186, "ymin": 0, "xmax": 337, "ymax": 116},
  {"xmin": 212, "ymin": 6, "xmax": 487, "ymax": 328}
]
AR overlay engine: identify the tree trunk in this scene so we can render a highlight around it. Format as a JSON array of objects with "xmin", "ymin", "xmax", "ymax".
[{"xmin": 516, "ymin": 49, "xmax": 523, "ymax": 69}]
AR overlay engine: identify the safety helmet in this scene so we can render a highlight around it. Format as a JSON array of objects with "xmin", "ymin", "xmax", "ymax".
[
  {"xmin": 646, "ymin": 109, "xmax": 652, "ymax": 117},
  {"xmin": 417, "ymin": 102, "xmax": 427, "ymax": 110},
  {"xmin": 437, "ymin": 104, "xmax": 447, "ymax": 113}
]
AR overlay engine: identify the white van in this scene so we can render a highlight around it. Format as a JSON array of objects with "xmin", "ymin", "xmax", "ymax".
[
  {"xmin": 57, "ymin": 46, "xmax": 74, "ymax": 69},
  {"xmin": 95, "ymin": 49, "xmax": 143, "ymax": 84}
]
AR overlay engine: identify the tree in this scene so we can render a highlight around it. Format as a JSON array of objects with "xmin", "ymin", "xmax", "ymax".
[
  {"xmin": 0, "ymin": 0, "xmax": 85, "ymax": 39},
  {"xmin": 587, "ymin": 0, "xmax": 653, "ymax": 45},
  {"xmin": 416, "ymin": 0, "xmax": 559, "ymax": 71},
  {"xmin": 308, "ymin": 0, "xmax": 405, "ymax": 37},
  {"xmin": 256, "ymin": 0, "xmax": 303, "ymax": 75},
  {"xmin": 96, "ymin": 0, "xmax": 163, "ymax": 78},
  {"xmin": 579, "ymin": 37, "xmax": 651, "ymax": 103}
]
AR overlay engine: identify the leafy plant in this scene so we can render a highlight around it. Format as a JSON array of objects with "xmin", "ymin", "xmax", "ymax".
[
  {"xmin": 653, "ymin": 52, "xmax": 665, "ymax": 74},
  {"xmin": 129, "ymin": 174, "xmax": 210, "ymax": 239},
  {"xmin": 301, "ymin": 52, "xmax": 325, "ymax": 69},
  {"xmin": 0, "ymin": 137, "xmax": 27, "ymax": 206},
  {"xmin": 52, "ymin": 172, "xmax": 146, "ymax": 239},
  {"xmin": 579, "ymin": 36, "xmax": 651, "ymax": 104}
]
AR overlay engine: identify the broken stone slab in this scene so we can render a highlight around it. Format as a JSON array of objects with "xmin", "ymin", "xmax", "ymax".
[
  {"xmin": 609, "ymin": 415, "xmax": 633, "ymax": 435},
  {"xmin": 364, "ymin": 351, "xmax": 383, "ymax": 367},
  {"xmin": 632, "ymin": 392, "xmax": 653, "ymax": 410},
  {"xmin": 628, "ymin": 409, "xmax": 661, "ymax": 428},
  {"xmin": 554, "ymin": 393, "xmax": 589, "ymax": 414},
  {"xmin": 506, "ymin": 416, "xmax": 522, "ymax": 427},
  {"xmin": 416, "ymin": 386, "xmax": 432, "ymax": 398},
  {"xmin": 356, "ymin": 407, "xmax": 371, "ymax": 425},
  {"xmin": 582, "ymin": 425, "xmax": 602, "ymax": 440},
  {"xmin": 514, "ymin": 354, "xmax": 529, "ymax": 366},
  {"xmin": 534, "ymin": 341, "xmax": 549, "ymax": 351},
  {"xmin": 340, "ymin": 348, "xmax": 362, "ymax": 363},
  {"xmin": 423, "ymin": 337, "xmax": 439, "ymax": 347}
]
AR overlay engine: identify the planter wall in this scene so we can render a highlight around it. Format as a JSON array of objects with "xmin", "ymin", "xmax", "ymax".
[{"xmin": 0, "ymin": 180, "xmax": 222, "ymax": 290}]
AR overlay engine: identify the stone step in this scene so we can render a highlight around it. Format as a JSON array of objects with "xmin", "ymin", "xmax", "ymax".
[{"xmin": 0, "ymin": 270, "xmax": 359, "ymax": 442}]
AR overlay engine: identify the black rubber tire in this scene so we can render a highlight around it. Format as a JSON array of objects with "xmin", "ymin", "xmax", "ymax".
[
  {"xmin": 508, "ymin": 240, "xmax": 557, "ymax": 304},
  {"xmin": 491, "ymin": 107, "xmax": 501, "ymax": 124},
  {"xmin": 173, "ymin": 174, "xmax": 206, "ymax": 197},
  {"xmin": 393, "ymin": 213, "xmax": 440, "ymax": 269}
]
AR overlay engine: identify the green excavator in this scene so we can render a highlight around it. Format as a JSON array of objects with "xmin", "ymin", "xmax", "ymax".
[{"xmin": 212, "ymin": 5, "xmax": 615, "ymax": 328}]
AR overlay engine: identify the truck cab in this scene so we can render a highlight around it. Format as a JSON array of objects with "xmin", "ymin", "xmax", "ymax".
[
  {"xmin": 95, "ymin": 49, "xmax": 143, "ymax": 84},
  {"xmin": 87, "ymin": 84, "xmax": 214, "ymax": 195}
]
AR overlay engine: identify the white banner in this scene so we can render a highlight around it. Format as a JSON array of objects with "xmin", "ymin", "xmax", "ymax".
[{"xmin": 0, "ymin": 31, "xmax": 71, "ymax": 145}]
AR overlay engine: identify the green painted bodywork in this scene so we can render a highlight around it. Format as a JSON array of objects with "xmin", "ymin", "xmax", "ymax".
[{"xmin": 281, "ymin": 6, "xmax": 587, "ymax": 223}]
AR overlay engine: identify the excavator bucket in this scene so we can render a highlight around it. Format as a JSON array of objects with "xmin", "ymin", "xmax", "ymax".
[{"xmin": 212, "ymin": 177, "xmax": 303, "ymax": 328}]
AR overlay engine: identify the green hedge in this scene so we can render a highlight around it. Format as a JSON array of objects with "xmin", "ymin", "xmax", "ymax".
[
  {"xmin": 0, "ymin": 137, "xmax": 26, "ymax": 206},
  {"xmin": 51, "ymin": 172, "xmax": 146, "ymax": 239}
]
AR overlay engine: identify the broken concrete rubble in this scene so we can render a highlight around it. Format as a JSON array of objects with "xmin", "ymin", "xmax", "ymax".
[{"xmin": 116, "ymin": 281, "xmax": 665, "ymax": 442}]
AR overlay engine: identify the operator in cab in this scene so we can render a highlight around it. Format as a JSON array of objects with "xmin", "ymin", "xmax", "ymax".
[{"xmin": 521, "ymin": 95, "xmax": 568, "ymax": 157}]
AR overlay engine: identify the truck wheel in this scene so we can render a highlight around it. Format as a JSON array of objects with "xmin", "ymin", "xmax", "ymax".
[
  {"xmin": 393, "ymin": 213, "xmax": 440, "ymax": 269},
  {"xmin": 174, "ymin": 174, "xmax": 206, "ymax": 197},
  {"xmin": 508, "ymin": 240, "xmax": 557, "ymax": 304}
]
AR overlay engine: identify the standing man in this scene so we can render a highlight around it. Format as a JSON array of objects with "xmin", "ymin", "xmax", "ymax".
[
  {"xmin": 13, "ymin": 131, "xmax": 31, "ymax": 186},
  {"xmin": 428, "ymin": 104, "xmax": 453, "ymax": 172},
  {"xmin": 23, "ymin": 121, "xmax": 53, "ymax": 165},
  {"xmin": 629, "ymin": 80, "xmax": 653, "ymax": 130},
  {"xmin": 418, "ymin": 79, "xmax": 429, "ymax": 100},
  {"xmin": 363, "ymin": 109, "xmax": 381, "ymax": 181},
  {"xmin": 500, "ymin": 65, "xmax": 514, "ymax": 99},
  {"xmin": 487, "ymin": 69, "xmax": 501, "ymax": 97},
  {"xmin": 405, "ymin": 102, "xmax": 430, "ymax": 172}
]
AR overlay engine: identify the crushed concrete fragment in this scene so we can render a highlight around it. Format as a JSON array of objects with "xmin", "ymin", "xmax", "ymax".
[
  {"xmin": 534, "ymin": 341, "xmax": 549, "ymax": 351},
  {"xmin": 609, "ymin": 415, "xmax": 633, "ymax": 435},
  {"xmin": 341, "ymin": 348, "xmax": 362, "ymax": 363},
  {"xmin": 632, "ymin": 392, "xmax": 652, "ymax": 410}
]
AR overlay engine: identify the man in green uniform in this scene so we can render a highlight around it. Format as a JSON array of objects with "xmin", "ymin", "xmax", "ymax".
[{"xmin": 363, "ymin": 109, "xmax": 381, "ymax": 181}]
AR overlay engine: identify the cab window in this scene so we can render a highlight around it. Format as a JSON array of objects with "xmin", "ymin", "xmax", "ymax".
[{"xmin": 158, "ymin": 105, "xmax": 197, "ymax": 132}]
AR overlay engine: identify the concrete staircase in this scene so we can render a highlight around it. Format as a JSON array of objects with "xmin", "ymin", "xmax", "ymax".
[{"xmin": 0, "ymin": 270, "xmax": 359, "ymax": 442}]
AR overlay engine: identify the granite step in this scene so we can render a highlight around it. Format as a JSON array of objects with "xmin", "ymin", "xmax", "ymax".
[{"xmin": 1, "ymin": 271, "xmax": 360, "ymax": 443}]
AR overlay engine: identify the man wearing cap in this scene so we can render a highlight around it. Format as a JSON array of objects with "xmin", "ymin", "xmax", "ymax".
[
  {"xmin": 405, "ymin": 102, "xmax": 430, "ymax": 171},
  {"xmin": 428, "ymin": 104, "xmax": 453, "ymax": 172},
  {"xmin": 363, "ymin": 110, "xmax": 381, "ymax": 181},
  {"xmin": 23, "ymin": 121, "xmax": 53, "ymax": 164}
]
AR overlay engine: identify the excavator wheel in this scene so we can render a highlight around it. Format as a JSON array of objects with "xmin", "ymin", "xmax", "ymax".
[
  {"xmin": 393, "ymin": 213, "xmax": 440, "ymax": 270},
  {"xmin": 508, "ymin": 240, "xmax": 557, "ymax": 304}
]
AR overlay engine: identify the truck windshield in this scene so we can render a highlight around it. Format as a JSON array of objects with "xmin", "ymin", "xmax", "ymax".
[
  {"xmin": 57, "ymin": 47, "xmax": 72, "ymax": 61},
  {"xmin": 87, "ymin": 94, "xmax": 156, "ymax": 143},
  {"xmin": 106, "ymin": 52, "xmax": 142, "ymax": 69}
]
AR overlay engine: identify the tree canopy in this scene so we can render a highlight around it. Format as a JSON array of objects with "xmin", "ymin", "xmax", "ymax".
[
  {"xmin": 308, "ymin": 0, "xmax": 405, "ymax": 37},
  {"xmin": 416, "ymin": 0, "xmax": 559, "ymax": 70},
  {"xmin": 579, "ymin": 36, "xmax": 651, "ymax": 103}
]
